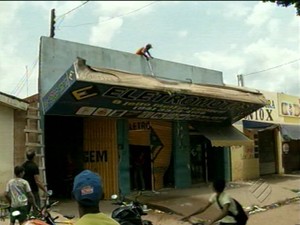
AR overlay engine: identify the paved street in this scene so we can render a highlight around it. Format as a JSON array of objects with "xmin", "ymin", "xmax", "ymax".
[{"xmin": 1, "ymin": 174, "xmax": 299, "ymax": 224}]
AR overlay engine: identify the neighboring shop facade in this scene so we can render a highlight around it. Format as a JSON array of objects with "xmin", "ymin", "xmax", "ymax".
[
  {"xmin": 277, "ymin": 93, "xmax": 300, "ymax": 174},
  {"xmin": 0, "ymin": 92, "xmax": 28, "ymax": 191},
  {"xmin": 232, "ymin": 91, "xmax": 300, "ymax": 181}
]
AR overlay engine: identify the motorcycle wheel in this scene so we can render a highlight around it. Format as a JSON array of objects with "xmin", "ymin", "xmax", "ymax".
[
  {"xmin": 143, "ymin": 220, "xmax": 153, "ymax": 225},
  {"xmin": 119, "ymin": 221, "xmax": 135, "ymax": 225}
]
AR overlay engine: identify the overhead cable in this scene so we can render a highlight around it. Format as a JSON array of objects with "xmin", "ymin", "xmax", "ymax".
[
  {"xmin": 60, "ymin": 1, "xmax": 158, "ymax": 28},
  {"xmin": 11, "ymin": 57, "xmax": 38, "ymax": 96},
  {"xmin": 244, "ymin": 58, "xmax": 300, "ymax": 77},
  {"xmin": 56, "ymin": 1, "xmax": 90, "ymax": 21}
]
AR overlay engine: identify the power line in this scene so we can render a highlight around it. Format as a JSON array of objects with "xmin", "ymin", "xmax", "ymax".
[
  {"xmin": 56, "ymin": 1, "xmax": 90, "ymax": 21},
  {"xmin": 244, "ymin": 58, "xmax": 300, "ymax": 77},
  {"xmin": 54, "ymin": 1, "xmax": 90, "ymax": 32},
  {"xmin": 11, "ymin": 57, "xmax": 38, "ymax": 96},
  {"xmin": 60, "ymin": 1, "xmax": 158, "ymax": 28}
]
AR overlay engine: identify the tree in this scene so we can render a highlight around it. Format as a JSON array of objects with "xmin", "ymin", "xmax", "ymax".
[{"xmin": 262, "ymin": 0, "xmax": 300, "ymax": 16}]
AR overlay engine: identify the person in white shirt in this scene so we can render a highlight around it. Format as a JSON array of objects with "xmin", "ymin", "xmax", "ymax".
[
  {"xmin": 181, "ymin": 179, "xmax": 240, "ymax": 225},
  {"xmin": 5, "ymin": 166, "xmax": 38, "ymax": 225}
]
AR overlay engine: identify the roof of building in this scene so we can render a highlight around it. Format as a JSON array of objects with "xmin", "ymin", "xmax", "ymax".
[{"xmin": 0, "ymin": 91, "xmax": 29, "ymax": 110}]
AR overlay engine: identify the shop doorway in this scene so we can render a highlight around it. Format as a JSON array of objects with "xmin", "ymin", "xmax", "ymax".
[
  {"xmin": 282, "ymin": 140, "xmax": 300, "ymax": 174},
  {"xmin": 258, "ymin": 129, "xmax": 277, "ymax": 175},
  {"xmin": 189, "ymin": 135, "xmax": 228, "ymax": 183},
  {"xmin": 129, "ymin": 145, "xmax": 152, "ymax": 191},
  {"xmin": 163, "ymin": 150, "xmax": 174, "ymax": 188},
  {"xmin": 44, "ymin": 115, "xmax": 84, "ymax": 198},
  {"xmin": 189, "ymin": 135, "xmax": 211, "ymax": 183}
]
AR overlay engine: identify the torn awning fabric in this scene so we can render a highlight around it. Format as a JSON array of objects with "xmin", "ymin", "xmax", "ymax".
[
  {"xmin": 280, "ymin": 124, "xmax": 300, "ymax": 140},
  {"xmin": 190, "ymin": 124, "xmax": 253, "ymax": 147}
]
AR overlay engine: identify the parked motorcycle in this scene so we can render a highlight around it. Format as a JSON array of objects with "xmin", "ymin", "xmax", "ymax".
[{"xmin": 111, "ymin": 194, "xmax": 152, "ymax": 225}]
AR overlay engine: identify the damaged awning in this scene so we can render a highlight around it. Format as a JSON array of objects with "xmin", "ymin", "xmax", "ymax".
[
  {"xmin": 190, "ymin": 124, "xmax": 253, "ymax": 147},
  {"xmin": 41, "ymin": 58, "xmax": 267, "ymax": 125},
  {"xmin": 242, "ymin": 120, "xmax": 275, "ymax": 129},
  {"xmin": 243, "ymin": 120, "xmax": 300, "ymax": 141},
  {"xmin": 280, "ymin": 124, "xmax": 300, "ymax": 140}
]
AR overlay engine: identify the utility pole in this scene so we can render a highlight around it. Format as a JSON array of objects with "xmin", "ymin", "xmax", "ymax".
[
  {"xmin": 237, "ymin": 74, "xmax": 244, "ymax": 87},
  {"xmin": 50, "ymin": 9, "xmax": 55, "ymax": 38}
]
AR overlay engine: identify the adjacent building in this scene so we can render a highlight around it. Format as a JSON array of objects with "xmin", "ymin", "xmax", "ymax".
[
  {"xmin": 232, "ymin": 91, "xmax": 300, "ymax": 181},
  {"xmin": 0, "ymin": 92, "xmax": 28, "ymax": 191}
]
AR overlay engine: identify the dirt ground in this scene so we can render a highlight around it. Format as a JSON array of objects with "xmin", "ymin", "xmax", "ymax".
[
  {"xmin": 0, "ymin": 199, "xmax": 299, "ymax": 225},
  {"xmin": 141, "ymin": 200, "xmax": 300, "ymax": 225}
]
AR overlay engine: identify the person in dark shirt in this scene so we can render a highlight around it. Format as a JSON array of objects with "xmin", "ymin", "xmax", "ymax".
[{"xmin": 22, "ymin": 149, "xmax": 48, "ymax": 212}]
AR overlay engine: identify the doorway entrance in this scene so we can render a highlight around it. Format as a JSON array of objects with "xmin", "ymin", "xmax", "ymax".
[
  {"xmin": 189, "ymin": 135, "xmax": 229, "ymax": 183},
  {"xmin": 129, "ymin": 145, "xmax": 152, "ymax": 191},
  {"xmin": 258, "ymin": 129, "xmax": 277, "ymax": 175},
  {"xmin": 189, "ymin": 135, "xmax": 210, "ymax": 183},
  {"xmin": 44, "ymin": 115, "xmax": 84, "ymax": 198}
]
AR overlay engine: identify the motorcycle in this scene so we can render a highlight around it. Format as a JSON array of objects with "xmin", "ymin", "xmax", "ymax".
[
  {"xmin": 12, "ymin": 191, "xmax": 75, "ymax": 225},
  {"xmin": 111, "ymin": 194, "xmax": 152, "ymax": 225}
]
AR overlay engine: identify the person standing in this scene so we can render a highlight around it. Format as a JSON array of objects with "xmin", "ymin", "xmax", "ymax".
[
  {"xmin": 136, "ymin": 44, "xmax": 154, "ymax": 60},
  {"xmin": 133, "ymin": 151, "xmax": 146, "ymax": 191},
  {"xmin": 22, "ymin": 149, "xmax": 48, "ymax": 211},
  {"xmin": 182, "ymin": 179, "xmax": 247, "ymax": 225},
  {"xmin": 5, "ymin": 166, "xmax": 38, "ymax": 225},
  {"xmin": 72, "ymin": 169, "xmax": 120, "ymax": 225}
]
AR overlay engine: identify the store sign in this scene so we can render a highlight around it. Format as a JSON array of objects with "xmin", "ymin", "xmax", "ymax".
[
  {"xmin": 244, "ymin": 92, "xmax": 279, "ymax": 122},
  {"xmin": 129, "ymin": 121, "xmax": 151, "ymax": 130},
  {"xmin": 84, "ymin": 150, "xmax": 107, "ymax": 163},
  {"xmin": 42, "ymin": 65, "xmax": 263, "ymax": 124},
  {"xmin": 278, "ymin": 93, "xmax": 300, "ymax": 121},
  {"xmin": 280, "ymin": 101, "xmax": 300, "ymax": 118},
  {"xmin": 72, "ymin": 85, "xmax": 259, "ymax": 123},
  {"xmin": 42, "ymin": 66, "xmax": 76, "ymax": 113}
]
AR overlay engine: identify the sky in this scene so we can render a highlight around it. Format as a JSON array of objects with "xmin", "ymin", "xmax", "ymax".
[{"xmin": 0, "ymin": 1, "xmax": 299, "ymax": 99}]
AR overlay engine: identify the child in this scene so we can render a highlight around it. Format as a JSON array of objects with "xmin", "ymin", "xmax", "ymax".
[
  {"xmin": 181, "ymin": 179, "xmax": 244, "ymax": 225},
  {"xmin": 5, "ymin": 166, "xmax": 38, "ymax": 225}
]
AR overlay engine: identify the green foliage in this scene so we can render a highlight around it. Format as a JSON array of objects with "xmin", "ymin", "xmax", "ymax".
[{"xmin": 262, "ymin": 0, "xmax": 300, "ymax": 15}]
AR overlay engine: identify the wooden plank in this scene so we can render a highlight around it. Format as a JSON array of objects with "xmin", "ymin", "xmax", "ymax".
[
  {"xmin": 25, "ymin": 142, "xmax": 44, "ymax": 147},
  {"xmin": 24, "ymin": 129, "xmax": 42, "ymax": 133}
]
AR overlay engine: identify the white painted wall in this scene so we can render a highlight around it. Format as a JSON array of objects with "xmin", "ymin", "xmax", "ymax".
[{"xmin": 0, "ymin": 105, "xmax": 14, "ymax": 191}]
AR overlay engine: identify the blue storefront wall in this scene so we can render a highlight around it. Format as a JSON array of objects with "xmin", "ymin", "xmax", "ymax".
[{"xmin": 173, "ymin": 121, "xmax": 192, "ymax": 188}]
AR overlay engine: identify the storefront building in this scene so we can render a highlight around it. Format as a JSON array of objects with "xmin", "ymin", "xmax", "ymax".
[
  {"xmin": 38, "ymin": 37, "xmax": 267, "ymax": 199},
  {"xmin": 0, "ymin": 92, "xmax": 28, "ymax": 191},
  {"xmin": 232, "ymin": 91, "xmax": 300, "ymax": 181}
]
